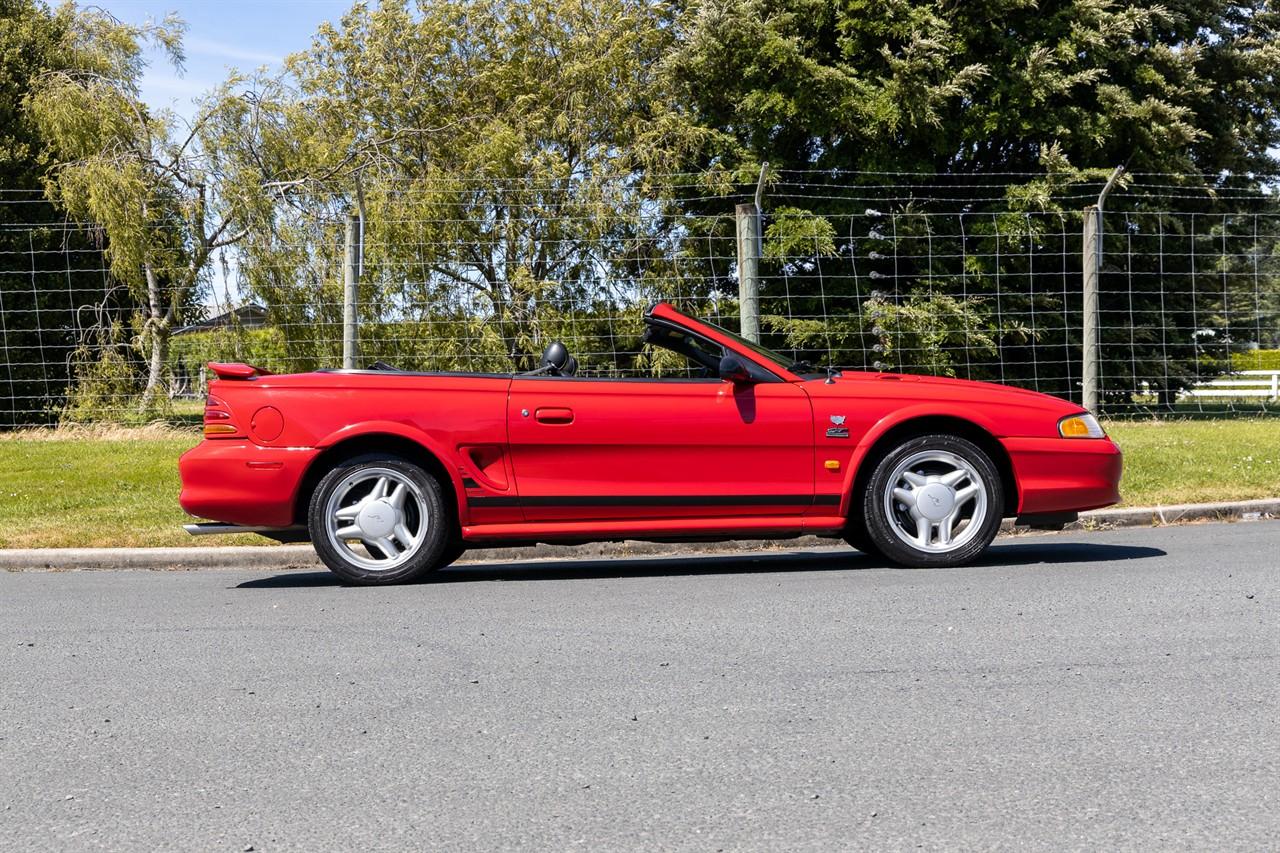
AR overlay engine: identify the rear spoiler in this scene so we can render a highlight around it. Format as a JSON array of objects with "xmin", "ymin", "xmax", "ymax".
[{"xmin": 207, "ymin": 362, "xmax": 273, "ymax": 380}]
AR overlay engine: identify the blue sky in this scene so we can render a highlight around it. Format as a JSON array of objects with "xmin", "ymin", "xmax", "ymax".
[{"xmin": 99, "ymin": 0, "xmax": 352, "ymax": 114}]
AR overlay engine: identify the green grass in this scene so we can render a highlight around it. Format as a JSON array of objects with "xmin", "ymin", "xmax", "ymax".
[
  {"xmin": 1105, "ymin": 419, "xmax": 1280, "ymax": 507},
  {"xmin": 0, "ymin": 427, "xmax": 253, "ymax": 549},
  {"xmin": 0, "ymin": 420, "xmax": 1276, "ymax": 549}
]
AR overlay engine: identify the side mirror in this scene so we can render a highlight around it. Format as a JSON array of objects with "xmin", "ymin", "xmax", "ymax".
[{"xmin": 718, "ymin": 354, "xmax": 754, "ymax": 384}]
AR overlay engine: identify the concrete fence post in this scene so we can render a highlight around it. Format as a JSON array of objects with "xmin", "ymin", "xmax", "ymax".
[
  {"xmin": 1081, "ymin": 165, "xmax": 1125, "ymax": 413},
  {"xmin": 342, "ymin": 211, "xmax": 361, "ymax": 369},
  {"xmin": 1081, "ymin": 206, "xmax": 1101, "ymax": 413},
  {"xmin": 735, "ymin": 202, "xmax": 761, "ymax": 344}
]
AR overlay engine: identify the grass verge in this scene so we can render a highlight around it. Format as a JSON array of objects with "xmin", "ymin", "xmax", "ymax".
[
  {"xmin": 0, "ymin": 426, "xmax": 247, "ymax": 549},
  {"xmin": 1105, "ymin": 419, "xmax": 1280, "ymax": 507},
  {"xmin": 0, "ymin": 420, "xmax": 1276, "ymax": 549}
]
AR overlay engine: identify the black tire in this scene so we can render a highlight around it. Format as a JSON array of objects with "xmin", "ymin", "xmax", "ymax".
[
  {"xmin": 842, "ymin": 514, "xmax": 883, "ymax": 557},
  {"xmin": 438, "ymin": 540, "xmax": 467, "ymax": 569},
  {"xmin": 308, "ymin": 454, "xmax": 452, "ymax": 585},
  {"xmin": 860, "ymin": 434, "xmax": 1003, "ymax": 568}
]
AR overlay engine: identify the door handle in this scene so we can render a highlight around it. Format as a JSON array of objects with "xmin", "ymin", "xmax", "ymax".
[{"xmin": 534, "ymin": 407, "xmax": 574, "ymax": 425}]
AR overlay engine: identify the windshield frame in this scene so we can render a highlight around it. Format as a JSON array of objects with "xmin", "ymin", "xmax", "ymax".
[{"xmin": 699, "ymin": 318, "xmax": 826, "ymax": 379}]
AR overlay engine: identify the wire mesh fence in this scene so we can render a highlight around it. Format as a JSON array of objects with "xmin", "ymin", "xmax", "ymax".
[{"xmin": 1, "ymin": 175, "xmax": 1278, "ymax": 428}]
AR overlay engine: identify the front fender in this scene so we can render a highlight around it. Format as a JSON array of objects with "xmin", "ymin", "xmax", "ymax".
[{"xmin": 836, "ymin": 405, "xmax": 1008, "ymax": 518}]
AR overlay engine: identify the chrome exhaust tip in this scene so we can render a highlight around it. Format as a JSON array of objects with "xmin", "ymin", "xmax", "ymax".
[{"xmin": 183, "ymin": 522, "xmax": 307, "ymax": 538}]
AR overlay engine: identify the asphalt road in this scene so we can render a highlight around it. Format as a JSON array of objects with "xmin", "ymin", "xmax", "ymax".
[{"xmin": 2, "ymin": 522, "xmax": 1277, "ymax": 852}]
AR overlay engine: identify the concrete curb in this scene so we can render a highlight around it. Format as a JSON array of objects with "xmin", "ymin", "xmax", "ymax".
[
  {"xmin": 2, "ymin": 498, "xmax": 1277, "ymax": 572},
  {"xmin": 1066, "ymin": 497, "xmax": 1280, "ymax": 529}
]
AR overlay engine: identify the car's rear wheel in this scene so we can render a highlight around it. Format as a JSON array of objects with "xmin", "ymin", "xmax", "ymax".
[
  {"xmin": 861, "ymin": 434, "xmax": 1003, "ymax": 568},
  {"xmin": 438, "ymin": 540, "xmax": 467, "ymax": 569},
  {"xmin": 308, "ymin": 455, "xmax": 451, "ymax": 585}
]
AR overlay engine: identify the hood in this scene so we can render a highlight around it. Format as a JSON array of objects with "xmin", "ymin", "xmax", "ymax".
[{"xmin": 802, "ymin": 370, "xmax": 1086, "ymax": 438}]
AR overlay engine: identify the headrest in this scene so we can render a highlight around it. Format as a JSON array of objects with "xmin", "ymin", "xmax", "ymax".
[{"xmin": 540, "ymin": 341, "xmax": 570, "ymax": 373}]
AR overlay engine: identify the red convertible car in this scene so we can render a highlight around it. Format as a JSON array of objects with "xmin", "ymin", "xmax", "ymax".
[{"xmin": 179, "ymin": 302, "xmax": 1121, "ymax": 584}]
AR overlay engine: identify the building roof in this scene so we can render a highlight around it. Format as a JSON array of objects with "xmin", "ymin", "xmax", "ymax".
[{"xmin": 173, "ymin": 304, "xmax": 269, "ymax": 336}]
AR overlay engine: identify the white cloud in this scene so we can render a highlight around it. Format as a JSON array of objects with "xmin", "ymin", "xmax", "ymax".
[
  {"xmin": 142, "ymin": 73, "xmax": 217, "ymax": 99},
  {"xmin": 185, "ymin": 36, "xmax": 285, "ymax": 67}
]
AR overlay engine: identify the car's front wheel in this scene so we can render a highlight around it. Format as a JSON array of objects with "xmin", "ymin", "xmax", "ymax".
[
  {"xmin": 308, "ymin": 455, "xmax": 451, "ymax": 585},
  {"xmin": 842, "ymin": 515, "xmax": 882, "ymax": 557},
  {"xmin": 860, "ymin": 434, "xmax": 1003, "ymax": 568}
]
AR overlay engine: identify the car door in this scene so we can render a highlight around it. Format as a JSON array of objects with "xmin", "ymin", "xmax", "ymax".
[{"xmin": 506, "ymin": 375, "xmax": 815, "ymax": 523}]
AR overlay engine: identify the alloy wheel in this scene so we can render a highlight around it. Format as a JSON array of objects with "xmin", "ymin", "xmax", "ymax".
[
  {"xmin": 323, "ymin": 466, "xmax": 429, "ymax": 571},
  {"xmin": 881, "ymin": 449, "xmax": 988, "ymax": 553}
]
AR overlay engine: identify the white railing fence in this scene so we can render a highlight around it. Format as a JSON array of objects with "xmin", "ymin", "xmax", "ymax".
[{"xmin": 1186, "ymin": 370, "xmax": 1280, "ymax": 402}]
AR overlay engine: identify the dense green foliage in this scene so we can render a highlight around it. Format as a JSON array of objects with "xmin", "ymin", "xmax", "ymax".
[
  {"xmin": 669, "ymin": 0, "xmax": 1280, "ymax": 405},
  {"xmin": 1233, "ymin": 349, "xmax": 1280, "ymax": 371},
  {"xmin": 0, "ymin": 0, "xmax": 121, "ymax": 425},
  {"xmin": 669, "ymin": 0, "xmax": 1280, "ymax": 176}
]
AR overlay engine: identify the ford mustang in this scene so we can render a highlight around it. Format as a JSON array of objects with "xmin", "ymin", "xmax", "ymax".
[{"xmin": 179, "ymin": 302, "xmax": 1122, "ymax": 584}]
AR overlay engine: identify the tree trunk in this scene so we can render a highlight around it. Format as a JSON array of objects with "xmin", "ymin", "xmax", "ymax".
[
  {"xmin": 139, "ymin": 320, "xmax": 170, "ymax": 410},
  {"xmin": 138, "ymin": 262, "xmax": 170, "ymax": 411}
]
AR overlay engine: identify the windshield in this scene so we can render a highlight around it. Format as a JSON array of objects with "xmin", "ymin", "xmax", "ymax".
[{"xmin": 701, "ymin": 318, "xmax": 813, "ymax": 374}]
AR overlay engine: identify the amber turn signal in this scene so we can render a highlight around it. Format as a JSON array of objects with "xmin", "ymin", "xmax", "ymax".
[
  {"xmin": 1058, "ymin": 413, "xmax": 1105, "ymax": 438},
  {"xmin": 203, "ymin": 423, "xmax": 239, "ymax": 436}
]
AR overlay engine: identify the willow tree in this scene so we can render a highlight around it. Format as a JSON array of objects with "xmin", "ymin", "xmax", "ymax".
[
  {"xmin": 25, "ymin": 6, "xmax": 276, "ymax": 410},
  {"xmin": 242, "ymin": 0, "xmax": 709, "ymax": 373}
]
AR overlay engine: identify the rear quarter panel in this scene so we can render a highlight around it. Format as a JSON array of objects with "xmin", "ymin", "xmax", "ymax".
[{"xmin": 204, "ymin": 372, "xmax": 514, "ymax": 525}]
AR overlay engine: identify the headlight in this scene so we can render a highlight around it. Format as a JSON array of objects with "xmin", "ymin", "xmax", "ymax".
[{"xmin": 1058, "ymin": 413, "xmax": 1106, "ymax": 438}]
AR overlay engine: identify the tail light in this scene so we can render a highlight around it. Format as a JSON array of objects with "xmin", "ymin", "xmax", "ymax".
[{"xmin": 204, "ymin": 396, "xmax": 242, "ymax": 438}]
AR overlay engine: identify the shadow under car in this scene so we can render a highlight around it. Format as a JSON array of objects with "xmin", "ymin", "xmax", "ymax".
[{"xmin": 233, "ymin": 539, "xmax": 1166, "ymax": 589}]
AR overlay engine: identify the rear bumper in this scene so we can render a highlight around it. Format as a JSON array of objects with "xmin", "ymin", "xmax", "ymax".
[
  {"xmin": 1001, "ymin": 436, "xmax": 1123, "ymax": 515},
  {"xmin": 178, "ymin": 441, "xmax": 320, "ymax": 527}
]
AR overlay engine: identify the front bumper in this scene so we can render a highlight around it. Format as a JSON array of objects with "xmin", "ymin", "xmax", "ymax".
[
  {"xmin": 179, "ymin": 441, "xmax": 320, "ymax": 528},
  {"xmin": 1001, "ymin": 436, "xmax": 1123, "ymax": 515}
]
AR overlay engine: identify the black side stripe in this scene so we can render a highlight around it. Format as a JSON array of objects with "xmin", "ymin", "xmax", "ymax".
[
  {"xmin": 470, "ymin": 496, "xmax": 521, "ymax": 507},
  {"xmin": 470, "ymin": 494, "xmax": 842, "ymax": 509}
]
